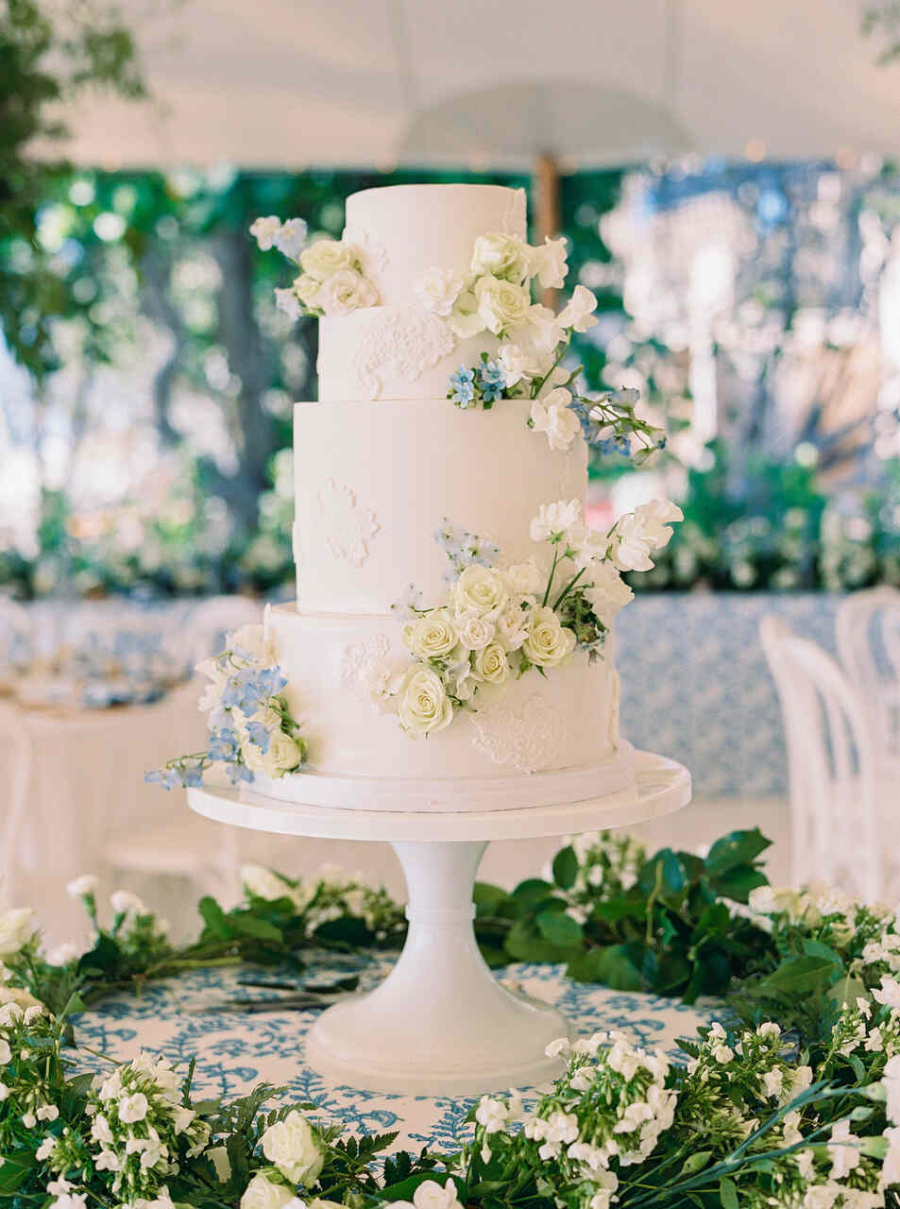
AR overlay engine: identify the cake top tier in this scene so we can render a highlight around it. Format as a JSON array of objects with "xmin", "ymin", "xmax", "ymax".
[{"xmin": 344, "ymin": 184, "xmax": 527, "ymax": 308}]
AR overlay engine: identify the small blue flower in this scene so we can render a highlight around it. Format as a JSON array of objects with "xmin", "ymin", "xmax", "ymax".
[
  {"xmin": 208, "ymin": 726, "xmax": 240, "ymax": 763},
  {"xmin": 227, "ymin": 761, "xmax": 254, "ymax": 786},
  {"xmin": 477, "ymin": 360, "xmax": 505, "ymax": 402},
  {"xmin": 245, "ymin": 720, "xmax": 271, "ymax": 753},
  {"xmin": 144, "ymin": 768, "xmax": 178, "ymax": 791},
  {"xmin": 449, "ymin": 366, "xmax": 476, "ymax": 407}
]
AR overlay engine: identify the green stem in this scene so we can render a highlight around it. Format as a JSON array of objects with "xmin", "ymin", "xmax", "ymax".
[
  {"xmin": 541, "ymin": 549, "xmax": 560, "ymax": 607},
  {"xmin": 552, "ymin": 567, "xmax": 586, "ymax": 611},
  {"xmin": 530, "ymin": 334, "xmax": 571, "ymax": 400}
]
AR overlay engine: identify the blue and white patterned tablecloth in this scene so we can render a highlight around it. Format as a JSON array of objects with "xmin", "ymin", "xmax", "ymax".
[{"xmin": 71, "ymin": 956, "xmax": 715, "ymax": 1153}]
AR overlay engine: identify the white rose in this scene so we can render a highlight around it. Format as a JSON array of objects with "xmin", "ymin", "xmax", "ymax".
[
  {"xmin": 496, "ymin": 607, "xmax": 530, "ymax": 652},
  {"xmin": 558, "ymin": 284, "xmax": 599, "ymax": 332},
  {"xmin": 503, "ymin": 561, "xmax": 544, "ymax": 597},
  {"xmin": 110, "ymin": 890, "xmax": 146, "ymax": 917},
  {"xmin": 397, "ymin": 667, "xmax": 454, "ymax": 737},
  {"xmin": 249, "ymin": 217, "xmax": 282, "ymax": 251},
  {"xmin": 273, "ymin": 218, "xmax": 308, "ymax": 261},
  {"xmin": 530, "ymin": 389, "xmax": 581, "ymax": 451},
  {"xmin": 528, "ymin": 237, "xmax": 568, "ymax": 289},
  {"xmin": 457, "ymin": 615, "xmax": 495, "ymax": 651},
  {"xmin": 451, "ymin": 565, "xmax": 508, "ymax": 620},
  {"xmin": 229, "ymin": 624, "xmax": 271, "ymax": 664},
  {"xmin": 274, "ymin": 288, "xmax": 301, "ymax": 321},
  {"xmin": 474, "ymin": 275, "xmax": 531, "ymax": 335},
  {"xmin": 0, "ymin": 909, "xmax": 33, "ymax": 956},
  {"xmin": 415, "ymin": 268, "xmax": 464, "ymax": 318},
  {"xmin": 530, "ymin": 499, "xmax": 581, "ymax": 543},
  {"xmin": 472, "ymin": 642, "xmax": 509, "ymax": 685},
  {"xmin": 261, "ymin": 1110, "xmax": 325, "ymax": 1187},
  {"xmin": 240, "ymin": 1174, "xmax": 301, "ymax": 1209},
  {"xmin": 522, "ymin": 607, "xmax": 576, "ymax": 668},
  {"xmin": 241, "ymin": 864, "xmax": 295, "ymax": 902},
  {"xmin": 317, "ymin": 268, "xmax": 378, "ymax": 317},
  {"xmin": 299, "ymin": 238, "xmax": 355, "ymax": 280},
  {"xmin": 67, "ymin": 875, "xmax": 98, "ymax": 899},
  {"xmin": 471, "ymin": 233, "xmax": 529, "ymax": 283},
  {"xmin": 242, "ymin": 731, "xmax": 305, "ymax": 778},
  {"xmin": 447, "ymin": 289, "xmax": 487, "ymax": 339},
  {"xmin": 584, "ymin": 562, "xmax": 633, "ymax": 628},
  {"xmin": 404, "ymin": 611, "xmax": 459, "ymax": 660},
  {"xmin": 294, "ymin": 274, "xmax": 323, "ymax": 310}
]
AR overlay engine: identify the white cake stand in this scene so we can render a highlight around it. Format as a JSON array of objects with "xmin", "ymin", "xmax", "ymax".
[{"xmin": 187, "ymin": 749, "xmax": 690, "ymax": 1096}]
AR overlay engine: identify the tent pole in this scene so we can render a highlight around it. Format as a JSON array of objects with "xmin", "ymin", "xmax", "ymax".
[{"xmin": 534, "ymin": 152, "xmax": 560, "ymax": 309}]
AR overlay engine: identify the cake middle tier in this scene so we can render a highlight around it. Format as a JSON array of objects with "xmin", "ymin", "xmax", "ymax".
[{"xmin": 293, "ymin": 398, "xmax": 588, "ymax": 614}]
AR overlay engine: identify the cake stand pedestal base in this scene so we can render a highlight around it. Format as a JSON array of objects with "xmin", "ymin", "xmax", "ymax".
[
  {"xmin": 188, "ymin": 750, "xmax": 691, "ymax": 1095},
  {"xmin": 306, "ymin": 840, "xmax": 570, "ymax": 1095}
]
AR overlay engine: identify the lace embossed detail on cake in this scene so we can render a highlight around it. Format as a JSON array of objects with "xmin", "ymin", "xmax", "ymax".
[
  {"xmin": 609, "ymin": 670, "xmax": 621, "ymax": 749},
  {"xmin": 339, "ymin": 633, "xmax": 392, "ymax": 691},
  {"xmin": 501, "ymin": 188, "xmax": 527, "ymax": 237},
  {"xmin": 317, "ymin": 479, "xmax": 380, "ymax": 567},
  {"xmin": 342, "ymin": 223, "xmax": 389, "ymax": 297},
  {"xmin": 469, "ymin": 694, "xmax": 565, "ymax": 774},
  {"xmin": 349, "ymin": 305, "xmax": 457, "ymax": 400}
]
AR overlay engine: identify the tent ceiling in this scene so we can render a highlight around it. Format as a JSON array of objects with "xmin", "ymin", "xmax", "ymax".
[{"xmin": 54, "ymin": 0, "xmax": 900, "ymax": 169}]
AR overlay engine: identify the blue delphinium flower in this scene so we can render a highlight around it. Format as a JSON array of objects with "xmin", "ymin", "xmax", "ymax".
[
  {"xmin": 208, "ymin": 725, "xmax": 240, "ymax": 763},
  {"xmin": 477, "ymin": 359, "xmax": 505, "ymax": 403},
  {"xmin": 245, "ymin": 719, "xmax": 271, "ymax": 752},
  {"xmin": 449, "ymin": 366, "xmax": 476, "ymax": 407},
  {"xmin": 144, "ymin": 768, "xmax": 179, "ymax": 791},
  {"xmin": 228, "ymin": 762, "xmax": 254, "ymax": 786}
]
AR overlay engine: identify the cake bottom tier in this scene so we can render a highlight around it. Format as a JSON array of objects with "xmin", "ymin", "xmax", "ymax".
[{"xmin": 255, "ymin": 603, "xmax": 633, "ymax": 811}]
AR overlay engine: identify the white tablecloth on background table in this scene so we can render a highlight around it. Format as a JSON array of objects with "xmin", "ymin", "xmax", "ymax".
[{"xmin": 72, "ymin": 957, "xmax": 714, "ymax": 1152}]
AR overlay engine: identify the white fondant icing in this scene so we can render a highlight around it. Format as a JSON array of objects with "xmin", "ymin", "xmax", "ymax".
[
  {"xmin": 469, "ymin": 694, "xmax": 565, "ymax": 774},
  {"xmin": 317, "ymin": 478, "xmax": 380, "ymax": 568},
  {"xmin": 339, "ymin": 632, "xmax": 391, "ymax": 693},
  {"xmin": 294, "ymin": 398, "xmax": 587, "ymax": 613},
  {"xmin": 343, "ymin": 185, "xmax": 527, "ymax": 307}
]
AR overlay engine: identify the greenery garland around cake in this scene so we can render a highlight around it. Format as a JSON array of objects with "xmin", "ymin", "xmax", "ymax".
[{"xmin": 2, "ymin": 828, "xmax": 900, "ymax": 1208}]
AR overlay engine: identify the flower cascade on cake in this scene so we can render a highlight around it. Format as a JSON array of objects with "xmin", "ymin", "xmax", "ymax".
[
  {"xmin": 145, "ymin": 624, "xmax": 307, "ymax": 790},
  {"xmin": 364, "ymin": 497, "xmax": 682, "ymax": 739}
]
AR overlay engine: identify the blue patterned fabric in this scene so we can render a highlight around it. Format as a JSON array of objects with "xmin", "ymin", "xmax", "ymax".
[
  {"xmin": 71, "ymin": 957, "xmax": 715, "ymax": 1153},
  {"xmin": 616, "ymin": 592, "xmax": 842, "ymax": 797}
]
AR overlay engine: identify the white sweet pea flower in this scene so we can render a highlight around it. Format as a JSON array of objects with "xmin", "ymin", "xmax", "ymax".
[
  {"xmin": 544, "ymin": 1037, "xmax": 571, "ymax": 1058},
  {"xmin": 498, "ymin": 342, "xmax": 536, "ymax": 388},
  {"xmin": 447, "ymin": 289, "xmax": 487, "ymax": 339},
  {"xmin": 874, "ymin": 975, "xmax": 900, "ymax": 1010},
  {"xmin": 260, "ymin": 1109, "xmax": 325, "ymax": 1187},
  {"xmin": 827, "ymin": 1118, "xmax": 861, "ymax": 1181},
  {"xmin": 274, "ymin": 288, "xmax": 302, "ymax": 321},
  {"xmin": 66, "ymin": 875, "xmax": 98, "ymax": 899},
  {"xmin": 712, "ymin": 1045, "xmax": 734, "ymax": 1064},
  {"xmin": 49, "ymin": 1195, "xmax": 89, "ymax": 1209},
  {"xmin": 390, "ymin": 1181, "xmax": 463, "ymax": 1209},
  {"xmin": 240, "ymin": 1174, "xmax": 302, "ymax": 1209},
  {"xmin": 0, "ymin": 908, "xmax": 34, "ymax": 956},
  {"xmin": 474, "ymin": 275, "xmax": 531, "ymax": 335},
  {"xmin": 530, "ymin": 499, "xmax": 581, "ymax": 543},
  {"xmin": 584, "ymin": 563, "xmax": 634, "ymax": 629},
  {"xmin": 883, "ymin": 1053, "xmax": 900, "ymax": 1124},
  {"xmin": 530, "ymin": 389, "xmax": 580, "ymax": 451},
  {"xmin": 415, "ymin": 267, "xmax": 464, "ymax": 317},
  {"xmin": 317, "ymin": 268, "xmax": 378, "ymax": 317},
  {"xmin": 558, "ymin": 284, "xmax": 599, "ymax": 332},
  {"xmin": 632, "ymin": 499, "xmax": 684, "ymax": 550},
  {"xmin": 0, "ymin": 1039, "xmax": 11, "ymax": 1065},
  {"xmin": 566, "ymin": 521, "xmax": 611, "ymax": 569},
  {"xmin": 528, "ymin": 236, "xmax": 568, "ymax": 289},
  {"xmin": 249, "ymin": 216, "xmax": 282, "ymax": 251},
  {"xmin": 882, "ymin": 1125, "xmax": 900, "ymax": 1188},
  {"xmin": 475, "ymin": 1096, "xmax": 510, "ymax": 1134},
  {"xmin": 762, "ymin": 1067, "xmax": 783, "ymax": 1099},
  {"xmin": 118, "ymin": 1092, "xmax": 149, "ymax": 1123},
  {"xmin": 273, "ymin": 218, "xmax": 307, "ymax": 261}
]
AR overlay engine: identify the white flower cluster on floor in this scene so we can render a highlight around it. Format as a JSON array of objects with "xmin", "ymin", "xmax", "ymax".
[
  {"xmin": 363, "ymin": 498, "xmax": 681, "ymax": 738},
  {"xmin": 250, "ymin": 216, "xmax": 379, "ymax": 318}
]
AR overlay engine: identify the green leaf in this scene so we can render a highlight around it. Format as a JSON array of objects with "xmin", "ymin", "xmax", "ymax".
[
  {"xmin": 511, "ymin": 878, "xmax": 555, "ymax": 907},
  {"xmin": 640, "ymin": 848, "xmax": 686, "ymax": 899},
  {"xmin": 473, "ymin": 882, "xmax": 510, "ymax": 917},
  {"xmin": 199, "ymin": 895, "xmax": 231, "ymax": 939},
  {"xmin": 568, "ymin": 944, "xmax": 646, "ymax": 990},
  {"xmin": 231, "ymin": 914, "xmax": 284, "ymax": 943},
  {"xmin": 378, "ymin": 1173, "xmax": 466, "ymax": 1203},
  {"xmin": 719, "ymin": 1176, "xmax": 740, "ymax": 1209},
  {"xmin": 681, "ymin": 1149, "xmax": 713, "ymax": 1175},
  {"xmin": 76, "ymin": 932, "xmax": 121, "ymax": 978},
  {"xmin": 536, "ymin": 909, "xmax": 583, "ymax": 947},
  {"xmin": 552, "ymin": 845, "xmax": 578, "ymax": 890},
  {"xmin": 708, "ymin": 863, "xmax": 768, "ymax": 903},
  {"xmin": 505, "ymin": 920, "xmax": 574, "ymax": 964},
  {"xmin": 757, "ymin": 955, "xmax": 839, "ymax": 995},
  {"xmin": 705, "ymin": 828, "xmax": 771, "ymax": 877}
]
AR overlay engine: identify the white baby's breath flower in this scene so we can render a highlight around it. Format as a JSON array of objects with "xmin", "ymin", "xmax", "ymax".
[
  {"xmin": 415, "ymin": 268, "xmax": 464, "ymax": 317},
  {"xmin": 530, "ymin": 389, "xmax": 580, "ymax": 452},
  {"xmin": 66, "ymin": 875, "xmax": 98, "ymax": 899},
  {"xmin": 0, "ymin": 908, "xmax": 34, "ymax": 956},
  {"xmin": 558, "ymin": 284, "xmax": 599, "ymax": 332},
  {"xmin": 528, "ymin": 236, "xmax": 568, "ymax": 289},
  {"xmin": 474, "ymin": 275, "xmax": 531, "ymax": 335},
  {"xmin": 522, "ymin": 607, "xmax": 576, "ymax": 669},
  {"xmin": 249, "ymin": 216, "xmax": 282, "ymax": 251},
  {"xmin": 530, "ymin": 499, "xmax": 581, "ymax": 544},
  {"xmin": 260, "ymin": 1110, "xmax": 325, "ymax": 1187}
]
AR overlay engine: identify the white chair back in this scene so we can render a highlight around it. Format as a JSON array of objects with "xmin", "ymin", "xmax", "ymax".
[
  {"xmin": 836, "ymin": 586, "xmax": 900, "ymax": 763},
  {"xmin": 760, "ymin": 615, "xmax": 883, "ymax": 900}
]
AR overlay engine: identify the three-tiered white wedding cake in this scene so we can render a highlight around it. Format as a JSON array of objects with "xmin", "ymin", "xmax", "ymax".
[{"xmin": 256, "ymin": 184, "xmax": 638, "ymax": 810}]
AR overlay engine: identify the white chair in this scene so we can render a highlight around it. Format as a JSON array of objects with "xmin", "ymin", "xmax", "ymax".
[
  {"xmin": 760, "ymin": 616, "xmax": 890, "ymax": 902},
  {"xmin": 836, "ymin": 586, "xmax": 900, "ymax": 766}
]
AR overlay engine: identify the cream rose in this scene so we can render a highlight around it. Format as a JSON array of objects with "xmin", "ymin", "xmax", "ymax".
[
  {"xmin": 261, "ymin": 1110, "xmax": 325, "ymax": 1187},
  {"xmin": 240, "ymin": 1174, "xmax": 300, "ymax": 1209},
  {"xmin": 457, "ymin": 615, "xmax": 495, "ymax": 651},
  {"xmin": 317, "ymin": 268, "xmax": 378, "ymax": 317},
  {"xmin": 522, "ymin": 607, "xmax": 576, "ymax": 668},
  {"xmin": 0, "ymin": 909, "xmax": 33, "ymax": 958},
  {"xmin": 415, "ymin": 268, "xmax": 464, "ymax": 317},
  {"xmin": 471, "ymin": 233, "xmax": 529, "ymax": 282},
  {"xmin": 242, "ymin": 731, "xmax": 306, "ymax": 778},
  {"xmin": 299, "ymin": 238, "xmax": 355, "ymax": 279},
  {"xmin": 294, "ymin": 273, "xmax": 323, "ymax": 310},
  {"xmin": 448, "ymin": 289, "xmax": 487, "ymax": 339},
  {"xmin": 397, "ymin": 667, "xmax": 454, "ymax": 737},
  {"xmin": 473, "ymin": 642, "xmax": 509, "ymax": 685},
  {"xmin": 451, "ymin": 565, "xmax": 508, "ymax": 620},
  {"xmin": 530, "ymin": 389, "xmax": 581, "ymax": 451},
  {"xmin": 475, "ymin": 276, "xmax": 531, "ymax": 336},
  {"xmin": 404, "ymin": 611, "xmax": 459, "ymax": 661},
  {"xmin": 503, "ymin": 562, "xmax": 544, "ymax": 597}
]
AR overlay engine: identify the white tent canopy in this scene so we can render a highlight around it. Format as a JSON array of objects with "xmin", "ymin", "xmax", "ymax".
[{"xmin": 57, "ymin": 0, "xmax": 900, "ymax": 169}]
